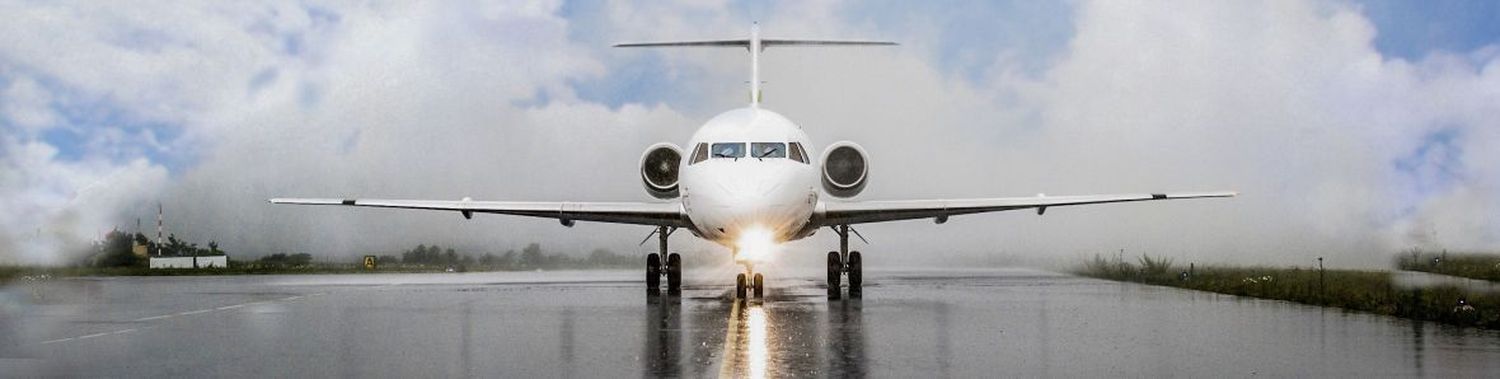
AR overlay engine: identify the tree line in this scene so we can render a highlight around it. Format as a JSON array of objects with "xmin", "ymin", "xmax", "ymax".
[
  {"xmin": 81, "ymin": 230, "xmax": 225, "ymax": 268},
  {"xmin": 378, "ymin": 243, "xmax": 637, "ymax": 271},
  {"xmin": 77, "ymin": 230, "xmax": 638, "ymax": 271}
]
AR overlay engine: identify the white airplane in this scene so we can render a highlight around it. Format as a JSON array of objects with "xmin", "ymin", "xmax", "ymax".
[{"xmin": 271, "ymin": 23, "xmax": 1234, "ymax": 300}]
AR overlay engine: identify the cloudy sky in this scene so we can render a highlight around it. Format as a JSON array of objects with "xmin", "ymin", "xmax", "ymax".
[{"xmin": 2, "ymin": 0, "xmax": 1497, "ymax": 268}]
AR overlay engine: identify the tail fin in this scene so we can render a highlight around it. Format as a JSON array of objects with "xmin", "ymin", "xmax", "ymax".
[{"xmin": 614, "ymin": 22, "xmax": 896, "ymax": 107}]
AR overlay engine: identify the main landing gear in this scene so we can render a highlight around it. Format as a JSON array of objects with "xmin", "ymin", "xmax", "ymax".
[
  {"xmin": 827, "ymin": 225, "xmax": 863, "ymax": 299},
  {"xmin": 646, "ymin": 226, "xmax": 681, "ymax": 295}
]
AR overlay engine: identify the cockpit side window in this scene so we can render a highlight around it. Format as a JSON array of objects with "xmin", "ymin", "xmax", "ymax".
[
  {"xmin": 710, "ymin": 142, "xmax": 745, "ymax": 159},
  {"xmin": 788, "ymin": 142, "xmax": 809, "ymax": 164},
  {"xmin": 750, "ymin": 142, "xmax": 786, "ymax": 159},
  {"xmin": 690, "ymin": 143, "xmax": 709, "ymax": 164}
]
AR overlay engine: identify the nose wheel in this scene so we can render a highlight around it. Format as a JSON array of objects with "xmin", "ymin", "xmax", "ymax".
[
  {"xmin": 734, "ymin": 265, "xmax": 765, "ymax": 299},
  {"xmin": 826, "ymin": 225, "xmax": 863, "ymax": 299}
]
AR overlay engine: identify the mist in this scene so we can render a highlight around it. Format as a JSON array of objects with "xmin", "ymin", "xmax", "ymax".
[{"xmin": 2, "ymin": 1, "xmax": 1496, "ymax": 269}]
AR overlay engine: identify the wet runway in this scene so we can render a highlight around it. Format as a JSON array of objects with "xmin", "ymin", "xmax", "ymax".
[{"xmin": 5, "ymin": 268, "xmax": 1500, "ymax": 377}]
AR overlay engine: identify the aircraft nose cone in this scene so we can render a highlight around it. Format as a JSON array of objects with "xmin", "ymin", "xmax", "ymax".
[{"xmin": 715, "ymin": 176, "xmax": 781, "ymax": 200}]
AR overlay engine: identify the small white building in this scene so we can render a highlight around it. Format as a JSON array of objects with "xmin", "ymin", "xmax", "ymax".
[{"xmin": 149, "ymin": 256, "xmax": 228, "ymax": 269}]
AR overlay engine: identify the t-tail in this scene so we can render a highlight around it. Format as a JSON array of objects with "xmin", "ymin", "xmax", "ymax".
[{"xmin": 614, "ymin": 22, "xmax": 896, "ymax": 108}]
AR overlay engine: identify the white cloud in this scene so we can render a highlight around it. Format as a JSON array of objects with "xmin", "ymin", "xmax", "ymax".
[
  {"xmin": 0, "ymin": 137, "xmax": 168, "ymax": 264},
  {"xmin": 0, "ymin": 0, "xmax": 1495, "ymax": 269},
  {"xmin": 1, "ymin": 76, "xmax": 57, "ymax": 131}
]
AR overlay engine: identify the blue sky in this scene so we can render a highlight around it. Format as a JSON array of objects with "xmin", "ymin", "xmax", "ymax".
[{"xmin": 1357, "ymin": 0, "xmax": 1500, "ymax": 61}]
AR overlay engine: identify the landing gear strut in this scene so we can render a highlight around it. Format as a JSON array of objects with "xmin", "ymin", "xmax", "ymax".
[
  {"xmin": 827, "ymin": 225, "xmax": 863, "ymax": 299},
  {"xmin": 645, "ymin": 226, "xmax": 681, "ymax": 295}
]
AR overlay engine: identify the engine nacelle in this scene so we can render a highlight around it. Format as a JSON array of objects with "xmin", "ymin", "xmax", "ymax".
[
  {"xmin": 640, "ymin": 142, "xmax": 683, "ymax": 199},
  {"xmin": 820, "ymin": 141, "xmax": 869, "ymax": 198}
]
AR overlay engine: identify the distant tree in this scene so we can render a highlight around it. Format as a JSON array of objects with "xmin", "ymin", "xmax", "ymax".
[
  {"xmin": 445, "ymin": 248, "xmax": 459, "ymax": 265},
  {"xmin": 288, "ymin": 253, "xmax": 312, "ymax": 266},
  {"xmin": 257, "ymin": 252, "xmax": 311, "ymax": 267},
  {"xmin": 520, "ymin": 243, "xmax": 544, "ymax": 268},
  {"xmin": 587, "ymin": 248, "xmax": 631, "ymax": 267},
  {"xmin": 376, "ymin": 255, "xmax": 399, "ymax": 265},
  {"xmin": 587, "ymin": 249, "xmax": 609, "ymax": 265},
  {"xmin": 403, "ymin": 244, "xmax": 427, "ymax": 264},
  {"xmin": 165, "ymin": 234, "xmax": 190, "ymax": 256},
  {"xmin": 90, "ymin": 229, "xmax": 139, "ymax": 268},
  {"xmin": 500, "ymin": 250, "xmax": 517, "ymax": 269}
]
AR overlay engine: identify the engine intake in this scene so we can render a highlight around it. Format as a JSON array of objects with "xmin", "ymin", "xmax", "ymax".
[
  {"xmin": 640, "ymin": 143, "xmax": 682, "ymax": 199},
  {"xmin": 820, "ymin": 141, "xmax": 869, "ymax": 198}
]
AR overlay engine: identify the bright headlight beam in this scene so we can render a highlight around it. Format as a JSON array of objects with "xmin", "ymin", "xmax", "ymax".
[{"xmin": 736, "ymin": 226, "xmax": 777, "ymax": 263}]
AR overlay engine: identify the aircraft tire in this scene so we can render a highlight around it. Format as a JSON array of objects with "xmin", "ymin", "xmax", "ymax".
[
  {"xmin": 646, "ymin": 253, "xmax": 661, "ymax": 290},
  {"xmin": 666, "ymin": 253, "xmax": 682, "ymax": 294},
  {"xmin": 736, "ymin": 273, "xmax": 748, "ymax": 299},
  {"xmin": 753, "ymin": 273, "xmax": 764, "ymax": 298},
  {"xmin": 827, "ymin": 251, "xmax": 842, "ymax": 300},
  {"xmin": 848, "ymin": 251, "xmax": 862, "ymax": 298}
]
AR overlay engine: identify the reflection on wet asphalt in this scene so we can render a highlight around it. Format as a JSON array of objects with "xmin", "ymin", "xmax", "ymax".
[{"xmin": 5, "ymin": 268, "xmax": 1500, "ymax": 377}]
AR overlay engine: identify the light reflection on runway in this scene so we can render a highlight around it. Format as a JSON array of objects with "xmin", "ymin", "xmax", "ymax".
[
  {"xmin": 746, "ymin": 305, "xmax": 768, "ymax": 378},
  {"xmin": 714, "ymin": 292, "xmax": 869, "ymax": 378}
]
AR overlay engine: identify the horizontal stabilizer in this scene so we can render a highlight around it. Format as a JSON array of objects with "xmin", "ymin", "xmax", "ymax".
[
  {"xmin": 614, "ymin": 40, "xmax": 752, "ymax": 48},
  {"xmin": 614, "ymin": 39, "xmax": 897, "ymax": 49},
  {"xmin": 761, "ymin": 39, "xmax": 897, "ymax": 47}
]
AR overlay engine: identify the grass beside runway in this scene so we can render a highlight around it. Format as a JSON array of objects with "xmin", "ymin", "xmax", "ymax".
[
  {"xmin": 0, "ymin": 265, "xmax": 397, "ymax": 283},
  {"xmin": 1397, "ymin": 250, "xmax": 1500, "ymax": 282},
  {"xmin": 0, "ymin": 263, "xmax": 629, "ymax": 284},
  {"xmin": 1075, "ymin": 254, "xmax": 1500, "ymax": 330}
]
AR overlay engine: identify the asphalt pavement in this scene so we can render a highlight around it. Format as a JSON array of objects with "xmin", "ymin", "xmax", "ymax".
[{"xmin": 4, "ymin": 267, "xmax": 1500, "ymax": 377}]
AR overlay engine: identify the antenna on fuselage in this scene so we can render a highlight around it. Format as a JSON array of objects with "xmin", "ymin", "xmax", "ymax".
[{"xmin": 613, "ymin": 22, "xmax": 896, "ymax": 109}]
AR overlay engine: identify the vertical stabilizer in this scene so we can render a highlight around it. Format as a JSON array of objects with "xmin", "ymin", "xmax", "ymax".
[
  {"xmin": 613, "ymin": 23, "xmax": 895, "ymax": 109},
  {"xmin": 749, "ymin": 22, "xmax": 761, "ymax": 107}
]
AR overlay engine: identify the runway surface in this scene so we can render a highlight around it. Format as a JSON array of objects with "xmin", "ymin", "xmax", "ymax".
[{"xmin": 5, "ymin": 267, "xmax": 1500, "ymax": 377}]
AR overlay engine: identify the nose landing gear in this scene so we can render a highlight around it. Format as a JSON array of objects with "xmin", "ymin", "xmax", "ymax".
[
  {"xmin": 734, "ymin": 259, "xmax": 765, "ymax": 299},
  {"xmin": 646, "ymin": 226, "xmax": 681, "ymax": 295},
  {"xmin": 826, "ymin": 225, "xmax": 863, "ymax": 299}
]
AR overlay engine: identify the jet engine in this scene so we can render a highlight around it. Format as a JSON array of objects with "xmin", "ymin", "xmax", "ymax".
[
  {"xmin": 820, "ymin": 141, "xmax": 869, "ymax": 198},
  {"xmin": 640, "ymin": 142, "xmax": 683, "ymax": 199}
]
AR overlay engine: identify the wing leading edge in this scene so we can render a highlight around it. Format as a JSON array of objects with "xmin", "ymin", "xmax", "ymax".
[
  {"xmin": 268, "ymin": 198, "xmax": 689, "ymax": 228},
  {"xmin": 815, "ymin": 191, "xmax": 1236, "ymax": 226}
]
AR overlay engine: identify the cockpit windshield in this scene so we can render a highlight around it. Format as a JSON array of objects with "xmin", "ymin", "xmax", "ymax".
[
  {"xmin": 751, "ymin": 142, "xmax": 786, "ymax": 159},
  {"xmin": 711, "ymin": 142, "xmax": 745, "ymax": 159}
]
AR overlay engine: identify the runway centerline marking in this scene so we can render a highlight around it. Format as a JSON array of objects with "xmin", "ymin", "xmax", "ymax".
[
  {"xmin": 133, "ymin": 315, "xmax": 173, "ymax": 322},
  {"xmin": 76, "ymin": 332, "xmax": 111, "ymax": 340},
  {"xmin": 41, "ymin": 291, "xmax": 322, "ymax": 347},
  {"xmin": 719, "ymin": 299, "xmax": 743, "ymax": 378},
  {"xmin": 177, "ymin": 309, "xmax": 213, "ymax": 316}
]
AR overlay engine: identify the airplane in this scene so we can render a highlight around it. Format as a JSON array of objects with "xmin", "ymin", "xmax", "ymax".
[{"xmin": 270, "ymin": 23, "xmax": 1235, "ymax": 300}]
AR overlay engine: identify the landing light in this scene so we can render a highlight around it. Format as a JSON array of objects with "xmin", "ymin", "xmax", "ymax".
[{"xmin": 736, "ymin": 227, "xmax": 777, "ymax": 263}]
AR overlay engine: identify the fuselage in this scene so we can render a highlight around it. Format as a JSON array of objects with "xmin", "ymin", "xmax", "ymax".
[{"xmin": 678, "ymin": 107, "xmax": 819, "ymax": 258}]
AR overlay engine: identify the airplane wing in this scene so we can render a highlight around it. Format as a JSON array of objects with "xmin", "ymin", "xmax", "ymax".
[
  {"xmin": 815, "ymin": 191, "xmax": 1236, "ymax": 226},
  {"xmin": 268, "ymin": 198, "xmax": 689, "ymax": 227}
]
